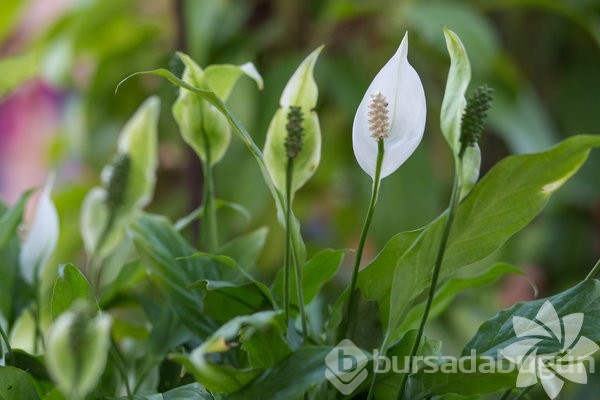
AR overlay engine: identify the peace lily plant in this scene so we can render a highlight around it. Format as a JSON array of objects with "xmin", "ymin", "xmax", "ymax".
[{"xmin": 1, "ymin": 27, "xmax": 600, "ymax": 400}]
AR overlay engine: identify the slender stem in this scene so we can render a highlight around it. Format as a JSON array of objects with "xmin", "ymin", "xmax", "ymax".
[
  {"xmin": 396, "ymin": 173, "xmax": 462, "ymax": 399},
  {"xmin": 513, "ymin": 386, "xmax": 532, "ymax": 400},
  {"xmin": 285, "ymin": 157, "xmax": 308, "ymax": 340},
  {"xmin": 585, "ymin": 259, "xmax": 600, "ymax": 281},
  {"xmin": 499, "ymin": 389, "xmax": 513, "ymax": 400},
  {"xmin": 110, "ymin": 338, "xmax": 133, "ymax": 398},
  {"xmin": 200, "ymin": 142, "xmax": 218, "ymax": 253},
  {"xmin": 0, "ymin": 322, "xmax": 14, "ymax": 366},
  {"xmin": 283, "ymin": 160, "xmax": 292, "ymax": 324},
  {"xmin": 366, "ymin": 331, "xmax": 390, "ymax": 400},
  {"xmin": 344, "ymin": 139, "xmax": 385, "ymax": 340}
]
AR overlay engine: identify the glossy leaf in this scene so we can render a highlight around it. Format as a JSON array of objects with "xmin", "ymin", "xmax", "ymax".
[
  {"xmin": 273, "ymin": 249, "xmax": 345, "ymax": 306},
  {"xmin": 128, "ymin": 214, "xmax": 217, "ymax": 338},
  {"xmin": 396, "ymin": 263, "xmax": 524, "ymax": 334},
  {"xmin": 51, "ymin": 263, "xmax": 96, "ymax": 319},
  {"xmin": 353, "ymin": 135, "xmax": 600, "ymax": 341},
  {"xmin": 228, "ymin": 346, "xmax": 335, "ymax": 400},
  {"xmin": 0, "ymin": 366, "xmax": 40, "ymax": 400},
  {"xmin": 170, "ymin": 311, "xmax": 288, "ymax": 393}
]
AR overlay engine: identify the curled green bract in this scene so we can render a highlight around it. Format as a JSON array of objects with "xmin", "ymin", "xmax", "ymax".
[
  {"xmin": 173, "ymin": 52, "xmax": 263, "ymax": 166},
  {"xmin": 264, "ymin": 46, "xmax": 323, "ymax": 195},
  {"xmin": 80, "ymin": 96, "xmax": 160, "ymax": 257}
]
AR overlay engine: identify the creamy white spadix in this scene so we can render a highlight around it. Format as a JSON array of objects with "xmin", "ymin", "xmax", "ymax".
[{"xmin": 352, "ymin": 33, "xmax": 426, "ymax": 179}]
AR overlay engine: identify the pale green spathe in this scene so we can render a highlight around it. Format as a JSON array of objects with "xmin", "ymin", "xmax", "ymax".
[
  {"xmin": 45, "ymin": 303, "xmax": 112, "ymax": 399},
  {"xmin": 173, "ymin": 52, "xmax": 263, "ymax": 166},
  {"xmin": 80, "ymin": 96, "xmax": 160, "ymax": 257},
  {"xmin": 263, "ymin": 46, "xmax": 323, "ymax": 194}
]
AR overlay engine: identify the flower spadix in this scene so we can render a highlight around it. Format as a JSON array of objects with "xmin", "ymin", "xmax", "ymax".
[{"xmin": 352, "ymin": 32, "xmax": 426, "ymax": 179}]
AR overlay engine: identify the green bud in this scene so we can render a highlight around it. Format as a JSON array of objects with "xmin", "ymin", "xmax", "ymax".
[
  {"xmin": 172, "ymin": 52, "xmax": 263, "ymax": 166},
  {"xmin": 45, "ymin": 301, "xmax": 112, "ymax": 399},
  {"xmin": 284, "ymin": 106, "xmax": 304, "ymax": 159},
  {"xmin": 101, "ymin": 153, "xmax": 131, "ymax": 213},
  {"xmin": 460, "ymin": 85, "xmax": 493, "ymax": 154}
]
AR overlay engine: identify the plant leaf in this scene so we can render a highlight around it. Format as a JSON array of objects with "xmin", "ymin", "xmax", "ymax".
[
  {"xmin": 228, "ymin": 346, "xmax": 335, "ymax": 400},
  {"xmin": 440, "ymin": 27, "xmax": 471, "ymax": 157},
  {"xmin": 353, "ymin": 135, "xmax": 600, "ymax": 343},
  {"xmin": 0, "ymin": 366, "xmax": 40, "ymax": 399},
  {"xmin": 51, "ymin": 263, "xmax": 96, "ymax": 319}
]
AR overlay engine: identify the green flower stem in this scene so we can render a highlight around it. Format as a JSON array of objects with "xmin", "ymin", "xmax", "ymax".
[
  {"xmin": 585, "ymin": 258, "xmax": 600, "ymax": 281},
  {"xmin": 345, "ymin": 139, "xmax": 385, "ymax": 340},
  {"xmin": 396, "ymin": 170, "xmax": 462, "ymax": 400},
  {"xmin": 513, "ymin": 386, "xmax": 532, "ymax": 400},
  {"xmin": 200, "ymin": 140, "xmax": 218, "ymax": 253},
  {"xmin": 285, "ymin": 157, "xmax": 308, "ymax": 340},
  {"xmin": 498, "ymin": 389, "xmax": 513, "ymax": 400},
  {"xmin": 0, "ymin": 321, "xmax": 14, "ymax": 366}
]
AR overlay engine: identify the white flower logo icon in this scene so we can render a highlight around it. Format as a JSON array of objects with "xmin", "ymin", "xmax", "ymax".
[{"xmin": 500, "ymin": 301, "xmax": 599, "ymax": 399}]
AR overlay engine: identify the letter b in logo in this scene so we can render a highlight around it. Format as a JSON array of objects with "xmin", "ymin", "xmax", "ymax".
[{"xmin": 325, "ymin": 339, "xmax": 369, "ymax": 395}]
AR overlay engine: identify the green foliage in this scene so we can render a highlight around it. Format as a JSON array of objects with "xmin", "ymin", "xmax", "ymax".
[{"xmin": 1, "ymin": 4, "xmax": 600, "ymax": 400}]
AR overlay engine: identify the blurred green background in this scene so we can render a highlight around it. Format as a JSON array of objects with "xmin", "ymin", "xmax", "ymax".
[{"xmin": 1, "ymin": 1, "xmax": 599, "ymax": 397}]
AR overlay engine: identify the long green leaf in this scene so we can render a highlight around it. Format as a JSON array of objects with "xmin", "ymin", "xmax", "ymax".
[{"xmin": 354, "ymin": 135, "xmax": 600, "ymax": 342}]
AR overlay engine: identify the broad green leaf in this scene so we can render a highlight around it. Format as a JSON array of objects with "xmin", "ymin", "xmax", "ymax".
[
  {"xmin": 228, "ymin": 346, "xmax": 335, "ymax": 400},
  {"xmin": 128, "ymin": 214, "xmax": 217, "ymax": 338},
  {"xmin": 117, "ymin": 65, "xmax": 306, "ymax": 266},
  {"xmin": 218, "ymin": 227, "xmax": 268, "ymax": 271},
  {"xmin": 173, "ymin": 53, "xmax": 262, "ymax": 166},
  {"xmin": 20, "ymin": 177, "xmax": 59, "ymax": 285},
  {"xmin": 263, "ymin": 46, "xmax": 323, "ymax": 194},
  {"xmin": 396, "ymin": 263, "xmax": 524, "ymax": 333},
  {"xmin": 354, "ymin": 135, "xmax": 600, "ymax": 342},
  {"xmin": 440, "ymin": 27, "xmax": 471, "ymax": 158},
  {"xmin": 184, "ymin": 251, "xmax": 275, "ymax": 320},
  {"xmin": 0, "ymin": 190, "xmax": 33, "ymax": 250},
  {"xmin": 45, "ymin": 303, "xmax": 112, "ymax": 399},
  {"xmin": 171, "ymin": 311, "xmax": 287, "ymax": 393},
  {"xmin": 464, "ymin": 279, "xmax": 600, "ymax": 357},
  {"xmin": 81, "ymin": 96, "xmax": 160, "ymax": 257},
  {"xmin": 0, "ymin": 366, "xmax": 40, "ymax": 400},
  {"xmin": 51, "ymin": 264, "xmax": 95, "ymax": 319},
  {"xmin": 12, "ymin": 349, "xmax": 50, "ymax": 382},
  {"xmin": 273, "ymin": 249, "xmax": 345, "ymax": 306},
  {"xmin": 174, "ymin": 199, "xmax": 251, "ymax": 231},
  {"xmin": 403, "ymin": 359, "xmax": 517, "ymax": 399},
  {"xmin": 376, "ymin": 330, "xmax": 443, "ymax": 400},
  {"xmin": 407, "ymin": 281, "xmax": 600, "ymax": 398}
]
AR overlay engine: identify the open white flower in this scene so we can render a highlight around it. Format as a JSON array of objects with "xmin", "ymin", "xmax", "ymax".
[{"xmin": 352, "ymin": 32, "xmax": 426, "ymax": 179}]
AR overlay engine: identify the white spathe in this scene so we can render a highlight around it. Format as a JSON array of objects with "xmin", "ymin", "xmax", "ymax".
[
  {"xmin": 20, "ymin": 174, "xmax": 59, "ymax": 284},
  {"xmin": 352, "ymin": 33, "xmax": 426, "ymax": 179}
]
